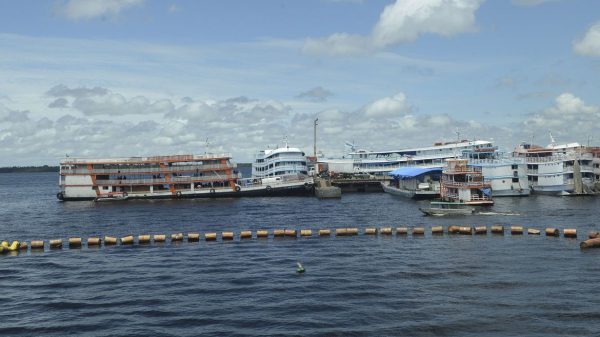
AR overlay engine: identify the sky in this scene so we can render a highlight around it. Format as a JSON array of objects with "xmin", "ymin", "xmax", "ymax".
[{"xmin": 1, "ymin": 0, "xmax": 600, "ymax": 166}]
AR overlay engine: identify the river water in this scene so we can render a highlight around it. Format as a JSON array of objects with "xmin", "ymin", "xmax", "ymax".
[{"xmin": 1, "ymin": 172, "xmax": 600, "ymax": 336}]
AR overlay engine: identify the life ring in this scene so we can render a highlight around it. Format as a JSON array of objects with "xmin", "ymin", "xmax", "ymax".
[
  {"xmin": 176, "ymin": 191, "xmax": 182, "ymax": 198},
  {"xmin": 210, "ymin": 189, "xmax": 216, "ymax": 194},
  {"xmin": 56, "ymin": 192, "xmax": 64, "ymax": 200},
  {"xmin": 266, "ymin": 185, "xmax": 272, "ymax": 192},
  {"xmin": 235, "ymin": 185, "xmax": 241, "ymax": 192}
]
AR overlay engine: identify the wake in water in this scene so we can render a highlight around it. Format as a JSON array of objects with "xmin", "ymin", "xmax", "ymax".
[{"xmin": 477, "ymin": 211, "xmax": 521, "ymax": 216}]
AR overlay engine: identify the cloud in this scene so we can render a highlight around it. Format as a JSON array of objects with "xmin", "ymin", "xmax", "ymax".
[
  {"xmin": 296, "ymin": 86, "xmax": 334, "ymax": 102},
  {"xmin": 303, "ymin": 0, "xmax": 483, "ymax": 56},
  {"xmin": 48, "ymin": 98, "xmax": 69, "ymax": 108},
  {"xmin": 46, "ymin": 84, "xmax": 108, "ymax": 98},
  {"xmin": 524, "ymin": 93, "xmax": 600, "ymax": 139},
  {"xmin": 363, "ymin": 92, "xmax": 412, "ymax": 118},
  {"xmin": 168, "ymin": 3, "xmax": 181, "ymax": 13},
  {"xmin": 57, "ymin": 0, "xmax": 144, "ymax": 21},
  {"xmin": 573, "ymin": 22, "xmax": 600, "ymax": 57}
]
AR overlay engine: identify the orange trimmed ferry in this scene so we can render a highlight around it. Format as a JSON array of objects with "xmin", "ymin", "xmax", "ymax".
[{"xmin": 57, "ymin": 153, "xmax": 313, "ymax": 201}]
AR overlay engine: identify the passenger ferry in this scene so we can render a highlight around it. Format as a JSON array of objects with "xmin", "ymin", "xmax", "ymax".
[
  {"xmin": 440, "ymin": 159, "xmax": 493, "ymax": 205},
  {"xmin": 58, "ymin": 153, "xmax": 312, "ymax": 201},
  {"xmin": 320, "ymin": 140, "xmax": 495, "ymax": 175},
  {"xmin": 512, "ymin": 142, "xmax": 595, "ymax": 195},
  {"xmin": 252, "ymin": 141, "xmax": 309, "ymax": 178},
  {"xmin": 463, "ymin": 149, "xmax": 530, "ymax": 197}
]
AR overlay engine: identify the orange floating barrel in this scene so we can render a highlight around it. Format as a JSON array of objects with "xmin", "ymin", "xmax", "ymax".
[
  {"xmin": 475, "ymin": 226, "xmax": 487, "ymax": 234},
  {"xmin": 347, "ymin": 228, "xmax": 359, "ymax": 236},
  {"xmin": 121, "ymin": 235, "xmax": 134, "ymax": 245},
  {"xmin": 318, "ymin": 229, "xmax": 331, "ymax": 236},
  {"xmin": 300, "ymin": 229, "xmax": 312, "ymax": 237},
  {"xmin": 364, "ymin": 228, "xmax": 377, "ymax": 235},
  {"xmin": 448, "ymin": 225, "xmax": 460, "ymax": 234},
  {"xmin": 563, "ymin": 229, "xmax": 577, "ymax": 238},
  {"xmin": 188, "ymin": 233, "xmax": 200, "ymax": 242},
  {"xmin": 240, "ymin": 231, "xmax": 253, "ymax": 239},
  {"xmin": 205, "ymin": 232, "xmax": 217, "ymax": 241},
  {"xmin": 19, "ymin": 241, "xmax": 28, "ymax": 250},
  {"xmin": 527, "ymin": 228, "xmax": 541, "ymax": 235},
  {"xmin": 138, "ymin": 235, "xmax": 151, "ymax": 244},
  {"xmin": 510, "ymin": 226, "xmax": 523, "ymax": 235},
  {"xmin": 545, "ymin": 228, "xmax": 559, "ymax": 237},
  {"xmin": 171, "ymin": 233, "xmax": 184, "ymax": 242},
  {"xmin": 49, "ymin": 239, "xmax": 63, "ymax": 249},
  {"xmin": 153, "ymin": 234, "xmax": 166, "ymax": 242},
  {"xmin": 284, "ymin": 229, "xmax": 297, "ymax": 237},
  {"xmin": 335, "ymin": 228, "xmax": 347, "ymax": 236},
  {"xmin": 256, "ymin": 230, "xmax": 269, "ymax": 238},
  {"xmin": 87, "ymin": 237, "xmax": 101, "ymax": 246},
  {"xmin": 30, "ymin": 240, "xmax": 44, "ymax": 250},
  {"xmin": 412, "ymin": 227, "xmax": 425, "ymax": 235},
  {"xmin": 68, "ymin": 237, "xmax": 82, "ymax": 248},
  {"xmin": 491, "ymin": 225, "xmax": 504, "ymax": 234},
  {"xmin": 104, "ymin": 236, "xmax": 117, "ymax": 245},
  {"xmin": 396, "ymin": 227, "xmax": 408, "ymax": 235},
  {"xmin": 222, "ymin": 231, "xmax": 234, "ymax": 240},
  {"xmin": 459, "ymin": 226, "xmax": 473, "ymax": 235},
  {"xmin": 380, "ymin": 227, "xmax": 393, "ymax": 235},
  {"xmin": 431, "ymin": 226, "xmax": 444, "ymax": 235},
  {"xmin": 273, "ymin": 229, "xmax": 285, "ymax": 237},
  {"xmin": 588, "ymin": 232, "xmax": 600, "ymax": 239},
  {"xmin": 580, "ymin": 238, "xmax": 600, "ymax": 249}
]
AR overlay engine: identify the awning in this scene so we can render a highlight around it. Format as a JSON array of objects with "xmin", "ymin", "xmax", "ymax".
[{"xmin": 388, "ymin": 167, "xmax": 442, "ymax": 180}]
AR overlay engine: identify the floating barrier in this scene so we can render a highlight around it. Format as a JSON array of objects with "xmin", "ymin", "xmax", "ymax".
[
  {"xmin": 365, "ymin": 228, "xmax": 377, "ymax": 235},
  {"xmin": 319, "ymin": 229, "xmax": 331, "ymax": 236},
  {"xmin": 121, "ymin": 235, "xmax": 134, "ymax": 245},
  {"xmin": 240, "ymin": 231, "xmax": 252, "ymax": 239},
  {"xmin": 563, "ymin": 229, "xmax": 577, "ymax": 238},
  {"xmin": 448, "ymin": 225, "xmax": 460, "ymax": 234},
  {"xmin": 153, "ymin": 234, "xmax": 166, "ymax": 243},
  {"xmin": 205, "ymin": 233, "xmax": 217, "ymax": 241},
  {"xmin": 527, "ymin": 228, "xmax": 541, "ymax": 235},
  {"xmin": 396, "ymin": 227, "xmax": 408, "ymax": 235},
  {"xmin": 87, "ymin": 237, "xmax": 101, "ymax": 246},
  {"xmin": 256, "ymin": 230, "xmax": 269, "ymax": 238},
  {"xmin": 380, "ymin": 227, "xmax": 393, "ymax": 235},
  {"xmin": 491, "ymin": 225, "xmax": 504, "ymax": 234},
  {"xmin": 475, "ymin": 226, "xmax": 487, "ymax": 235},
  {"xmin": 19, "ymin": 242, "xmax": 28, "ymax": 250},
  {"xmin": 68, "ymin": 237, "xmax": 82, "ymax": 248},
  {"xmin": 588, "ymin": 232, "xmax": 600, "ymax": 239},
  {"xmin": 545, "ymin": 228, "xmax": 559, "ymax": 237},
  {"xmin": 459, "ymin": 226, "xmax": 473, "ymax": 235},
  {"xmin": 511, "ymin": 226, "xmax": 523, "ymax": 235},
  {"xmin": 222, "ymin": 231, "xmax": 234, "ymax": 240},
  {"xmin": 30, "ymin": 240, "xmax": 44, "ymax": 250},
  {"xmin": 104, "ymin": 236, "xmax": 117, "ymax": 245},
  {"xmin": 347, "ymin": 228, "xmax": 358, "ymax": 236},
  {"xmin": 431, "ymin": 226, "xmax": 443, "ymax": 235},
  {"xmin": 273, "ymin": 229, "xmax": 285, "ymax": 237},
  {"xmin": 138, "ymin": 235, "xmax": 151, "ymax": 244},
  {"xmin": 335, "ymin": 228, "xmax": 347, "ymax": 236},
  {"xmin": 0, "ymin": 241, "xmax": 19, "ymax": 253},
  {"xmin": 300, "ymin": 229, "xmax": 312, "ymax": 237},
  {"xmin": 412, "ymin": 227, "xmax": 425, "ymax": 235},
  {"xmin": 284, "ymin": 229, "xmax": 297, "ymax": 237},
  {"xmin": 49, "ymin": 239, "xmax": 62, "ymax": 249},
  {"xmin": 188, "ymin": 233, "xmax": 200, "ymax": 242},
  {"xmin": 171, "ymin": 233, "xmax": 184, "ymax": 242},
  {"xmin": 580, "ymin": 238, "xmax": 600, "ymax": 249}
]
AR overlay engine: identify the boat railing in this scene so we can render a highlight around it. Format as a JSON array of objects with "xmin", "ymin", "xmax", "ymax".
[
  {"xmin": 94, "ymin": 175, "xmax": 237, "ymax": 185},
  {"xmin": 61, "ymin": 164, "xmax": 233, "ymax": 175},
  {"xmin": 442, "ymin": 181, "xmax": 490, "ymax": 188},
  {"xmin": 60, "ymin": 153, "xmax": 232, "ymax": 165}
]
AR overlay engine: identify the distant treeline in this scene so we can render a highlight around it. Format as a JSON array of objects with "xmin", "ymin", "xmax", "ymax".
[{"xmin": 0, "ymin": 165, "xmax": 59, "ymax": 173}]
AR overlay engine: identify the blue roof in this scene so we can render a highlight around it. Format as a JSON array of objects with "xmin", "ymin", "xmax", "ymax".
[{"xmin": 388, "ymin": 167, "xmax": 442, "ymax": 179}]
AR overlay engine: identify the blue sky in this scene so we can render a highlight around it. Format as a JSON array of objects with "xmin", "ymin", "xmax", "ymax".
[{"xmin": 1, "ymin": 0, "xmax": 599, "ymax": 165}]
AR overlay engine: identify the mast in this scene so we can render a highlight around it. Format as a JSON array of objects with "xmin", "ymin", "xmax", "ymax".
[{"xmin": 313, "ymin": 118, "xmax": 318, "ymax": 158}]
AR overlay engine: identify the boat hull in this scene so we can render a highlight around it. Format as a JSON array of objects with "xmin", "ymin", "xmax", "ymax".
[
  {"xmin": 381, "ymin": 183, "xmax": 439, "ymax": 200},
  {"xmin": 419, "ymin": 207, "xmax": 474, "ymax": 216}
]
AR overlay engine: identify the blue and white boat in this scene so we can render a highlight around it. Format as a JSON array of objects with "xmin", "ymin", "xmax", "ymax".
[{"xmin": 382, "ymin": 167, "xmax": 442, "ymax": 199}]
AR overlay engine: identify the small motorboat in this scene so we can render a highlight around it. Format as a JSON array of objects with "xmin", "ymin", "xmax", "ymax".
[
  {"xmin": 419, "ymin": 201, "xmax": 474, "ymax": 216},
  {"xmin": 94, "ymin": 192, "xmax": 129, "ymax": 202}
]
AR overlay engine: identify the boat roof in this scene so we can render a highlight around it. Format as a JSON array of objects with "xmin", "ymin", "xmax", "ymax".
[
  {"xmin": 388, "ymin": 166, "xmax": 442, "ymax": 179},
  {"xmin": 350, "ymin": 140, "xmax": 492, "ymax": 155}
]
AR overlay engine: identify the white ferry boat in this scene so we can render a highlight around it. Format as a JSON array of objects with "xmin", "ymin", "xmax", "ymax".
[
  {"xmin": 513, "ymin": 142, "xmax": 595, "ymax": 195},
  {"xmin": 440, "ymin": 158, "xmax": 493, "ymax": 206},
  {"xmin": 463, "ymin": 149, "xmax": 530, "ymax": 197},
  {"xmin": 320, "ymin": 140, "xmax": 495, "ymax": 175},
  {"xmin": 252, "ymin": 141, "xmax": 309, "ymax": 178},
  {"xmin": 58, "ymin": 153, "xmax": 312, "ymax": 201}
]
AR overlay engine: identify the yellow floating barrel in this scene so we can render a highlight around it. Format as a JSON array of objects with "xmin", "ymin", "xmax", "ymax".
[
  {"xmin": 104, "ymin": 236, "xmax": 117, "ymax": 245},
  {"xmin": 30, "ymin": 240, "xmax": 44, "ymax": 250},
  {"xmin": 475, "ymin": 226, "xmax": 487, "ymax": 234},
  {"xmin": 188, "ymin": 233, "xmax": 200, "ymax": 242},
  {"xmin": 380, "ymin": 227, "xmax": 393, "ymax": 235},
  {"xmin": 510, "ymin": 226, "xmax": 523, "ymax": 235},
  {"xmin": 87, "ymin": 237, "xmax": 101, "ymax": 246},
  {"xmin": 121, "ymin": 235, "xmax": 134, "ymax": 245},
  {"xmin": 563, "ymin": 228, "xmax": 577, "ymax": 238},
  {"xmin": 205, "ymin": 232, "xmax": 217, "ymax": 241},
  {"xmin": 300, "ymin": 229, "xmax": 312, "ymax": 237},
  {"xmin": 273, "ymin": 229, "xmax": 285, "ymax": 237},
  {"xmin": 491, "ymin": 225, "xmax": 504, "ymax": 234},
  {"xmin": 68, "ymin": 237, "xmax": 82, "ymax": 248},
  {"xmin": 222, "ymin": 231, "xmax": 234, "ymax": 240},
  {"xmin": 153, "ymin": 234, "xmax": 166, "ymax": 243},
  {"xmin": 1, "ymin": 241, "xmax": 19, "ymax": 252},
  {"xmin": 319, "ymin": 229, "xmax": 331, "ymax": 236},
  {"xmin": 240, "ymin": 231, "xmax": 253, "ymax": 239},
  {"xmin": 527, "ymin": 228, "xmax": 541, "ymax": 235},
  {"xmin": 412, "ymin": 227, "xmax": 425, "ymax": 235},
  {"xmin": 448, "ymin": 225, "xmax": 460, "ymax": 234},
  {"xmin": 396, "ymin": 227, "xmax": 408, "ymax": 235},
  {"xmin": 336, "ymin": 228, "xmax": 347, "ymax": 236},
  {"xmin": 588, "ymin": 232, "xmax": 600, "ymax": 239},
  {"xmin": 19, "ymin": 241, "xmax": 28, "ymax": 250},
  {"xmin": 431, "ymin": 226, "xmax": 443, "ymax": 235},
  {"xmin": 545, "ymin": 228, "xmax": 559, "ymax": 237},
  {"xmin": 365, "ymin": 228, "xmax": 377, "ymax": 235},
  {"xmin": 49, "ymin": 239, "xmax": 63, "ymax": 249},
  {"xmin": 459, "ymin": 226, "xmax": 473, "ymax": 235},
  {"xmin": 347, "ymin": 228, "xmax": 359, "ymax": 236},
  {"xmin": 284, "ymin": 229, "xmax": 297, "ymax": 237},
  {"xmin": 580, "ymin": 238, "xmax": 600, "ymax": 249},
  {"xmin": 171, "ymin": 233, "xmax": 184, "ymax": 242},
  {"xmin": 138, "ymin": 235, "xmax": 151, "ymax": 244},
  {"xmin": 256, "ymin": 230, "xmax": 269, "ymax": 238}
]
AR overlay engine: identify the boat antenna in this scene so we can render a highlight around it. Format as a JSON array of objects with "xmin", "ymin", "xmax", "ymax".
[
  {"xmin": 549, "ymin": 130, "xmax": 556, "ymax": 146},
  {"xmin": 284, "ymin": 135, "xmax": 289, "ymax": 149},
  {"xmin": 313, "ymin": 117, "xmax": 318, "ymax": 158},
  {"xmin": 204, "ymin": 137, "xmax": 210, "ymax": 154}
]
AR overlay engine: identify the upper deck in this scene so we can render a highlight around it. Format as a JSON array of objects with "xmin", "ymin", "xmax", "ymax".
[{"xmin": 60, "ymin": 153, "xmax": 232, "ymax": 166}]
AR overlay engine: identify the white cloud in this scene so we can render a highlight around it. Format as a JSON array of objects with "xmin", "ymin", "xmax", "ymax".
[
  {"xmin": 57, "ymin": 0, "xmax": 144, "ymax": 21},
  {"xmin": 574, "ymin": 22, "xmax": 600, "ymax": 57},
  {"xmin": 303, "ymin": 0, "xmax": 483, "ymax": 56},
  {"xmin": 296, "ymin": 86, "xmax": 334, "ymax": 102},
  {"xmin": 363, "ymin": 92, "xmax": 412, "ymax": 118}
]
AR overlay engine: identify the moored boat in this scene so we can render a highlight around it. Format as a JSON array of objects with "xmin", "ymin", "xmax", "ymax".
[{"xmin": 419, "ymin": 201, "xmax": 474, "ymax": 216}]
